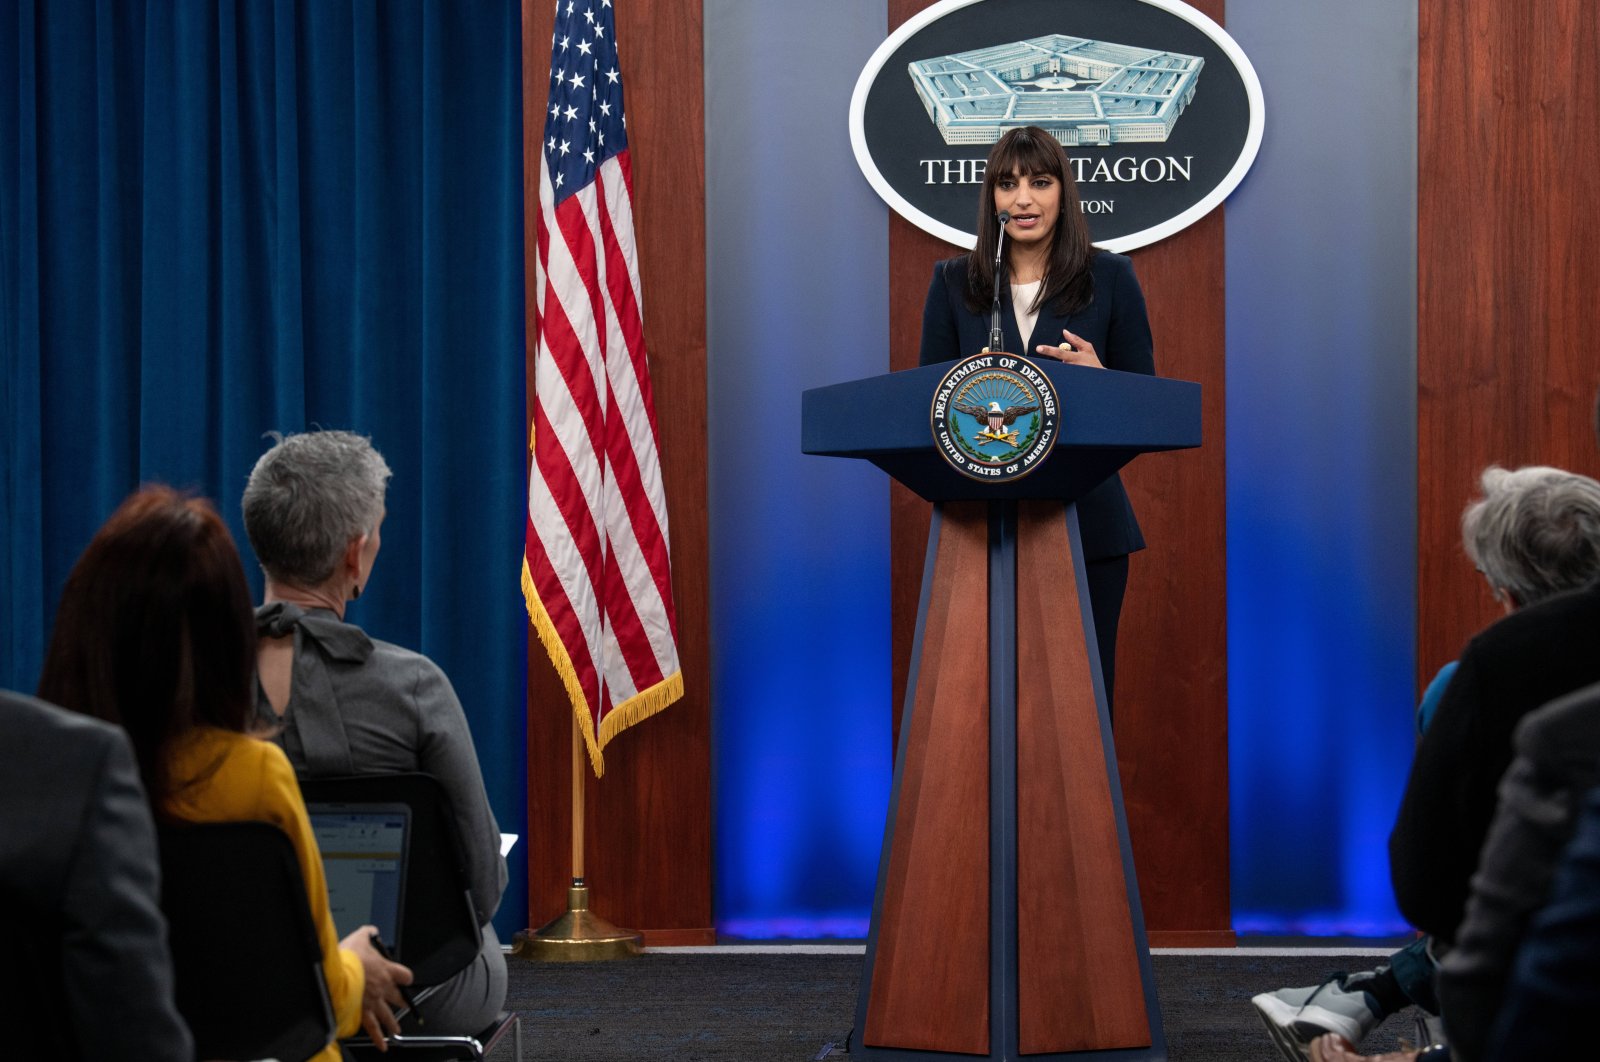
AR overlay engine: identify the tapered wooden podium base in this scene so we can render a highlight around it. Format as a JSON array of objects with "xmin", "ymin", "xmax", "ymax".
[{"xmin": 854, "ymin": 500, "xmax": 1164, "ymax": 1061}]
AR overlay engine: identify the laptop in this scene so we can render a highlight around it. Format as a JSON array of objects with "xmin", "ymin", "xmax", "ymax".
[{"xmin": 306, "ymin": 804, "xmax": 411, "ymax": 952}]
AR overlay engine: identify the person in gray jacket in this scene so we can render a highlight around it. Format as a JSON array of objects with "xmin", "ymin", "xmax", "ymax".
[
  {"xmin": 242, "ymin": 430, "xmax": 507, "ymax": 1035},
  {"xmin": 1433, "ymin": 680, "xmax": 1600, "ymax": 1061},
  {"xmin": 0, "ymin": 688, "xmax": 193, "ymax": 1060},
  {"xmin": 1482, "ymin": 773, "xmax": 1600, "ymax": 1059}
]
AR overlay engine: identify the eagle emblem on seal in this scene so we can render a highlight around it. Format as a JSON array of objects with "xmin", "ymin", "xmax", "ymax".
[{"xmin": 953, "ymin": 399, "xmax": 1040, "ymax": 447}]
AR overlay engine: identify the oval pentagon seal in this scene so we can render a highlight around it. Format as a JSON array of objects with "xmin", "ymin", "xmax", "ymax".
[
  {"xmin": 849, "ymin": 0, "xmax": 1266, "ymax": 253},
  {"xmin": 931, "ymin": 353, "xmax": 1060, "ymax": 482}
]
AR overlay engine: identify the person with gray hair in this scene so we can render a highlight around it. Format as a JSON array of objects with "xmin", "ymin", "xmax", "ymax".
[
  {"xmin": 1461, "ymin": 464, "xmax": 1600, "ymax": 611},
  {"xmin": 1414, "ymin": 465, "xmax": 1600, "ymax": 735},
  {"xmin": 243, "ymin": 430, "xmax": 508, "ymax": 1036},
  {"xmin": 1300, "ymin": 436, "xmax": 1600, "ymax": 1059},
  {"xmin": 1255, "ymin": 463, "xmax": 1600, "ymax": 1062},
  {"xmin": 242, "ymin": 430, "xmax": 393, "ymax": 594}
]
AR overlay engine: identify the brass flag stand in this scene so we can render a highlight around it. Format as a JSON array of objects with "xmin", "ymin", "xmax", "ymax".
[{"xmin": 512, "ymin": 719, "xmax": 642, "ymax": 961}]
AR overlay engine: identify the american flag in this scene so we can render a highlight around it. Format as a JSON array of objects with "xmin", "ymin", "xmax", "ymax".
[{"xmin": 524, "ymin": 0, "xmax": 681, "ymax": 777}]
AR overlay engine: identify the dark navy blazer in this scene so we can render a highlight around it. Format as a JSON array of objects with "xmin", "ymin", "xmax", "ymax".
[{"xmin": 918, "ymin": 251, "xmax": 1155, "ymax": 559}]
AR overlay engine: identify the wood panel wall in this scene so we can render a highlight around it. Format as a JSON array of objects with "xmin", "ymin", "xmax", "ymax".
[
  {"xmin": 522, "ymin": 0, "xmax": 713, "ymax": 945},
  {"xmin": 887, "ymin": 0, "xmax": 1232, "ymax": 945},
  {"xmin": 1417, "ymin": 0, "xmax": 1600, "ymax": 682}
]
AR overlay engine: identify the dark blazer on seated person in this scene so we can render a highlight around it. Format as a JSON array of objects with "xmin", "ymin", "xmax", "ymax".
[
  {"xmin": 1483, "ymin": 777, "xmax": 1600, "ymax": 1060},
  {"xmin": 1437, "ymin": 681, "xmax": 1600, "ymax": 1061},
  {"xmin": 1390, "ymin": 580, "xmax": 1600, "ymax": 946},
  {"xmin": 0, "ymin": 689, "xmax": 193, "ymax": 1061},
  {"xmin": 918, "ymin": 251, "xmax": 1154, "ymax": 560}
]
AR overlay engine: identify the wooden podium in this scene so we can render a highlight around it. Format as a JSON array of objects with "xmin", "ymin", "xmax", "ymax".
[{"xmin": 802, "ymin": 361, "xmax": 1200, "ymax": 1061}]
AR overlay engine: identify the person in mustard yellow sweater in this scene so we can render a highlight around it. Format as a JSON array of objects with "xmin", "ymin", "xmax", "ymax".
[
  {"xmin": 38, "ymin": 486, "xmax": 412, "ymax": 1059},
  {"xmin": 164, "ymin": 727, "xmax": 370, "ymax": 1055}
]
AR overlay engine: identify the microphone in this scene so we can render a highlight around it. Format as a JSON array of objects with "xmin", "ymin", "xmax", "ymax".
[{"xmin": 989, "ymin": 212, "xmax": 1011, "ymax": 352}]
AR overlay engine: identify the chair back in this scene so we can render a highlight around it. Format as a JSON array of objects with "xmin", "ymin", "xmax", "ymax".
[
  {"xmin": 158, "ymin": 820, "xmax": 334, "ymax": 1062},
  {"xmin": 299, "ymin": 773, "xmax": 483, "ymax": 987},
  {"xmin": 0, "ymin": 885, "xmax": 73, "ymax": 1055}
]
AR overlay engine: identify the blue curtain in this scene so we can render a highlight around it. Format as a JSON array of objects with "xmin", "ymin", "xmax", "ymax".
[{"xmin": 0, "ymin": 0, "xmax": 529, "ymax": 940}]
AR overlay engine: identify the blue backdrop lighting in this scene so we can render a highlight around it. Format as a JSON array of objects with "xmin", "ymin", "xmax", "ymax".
[
  {"xmin": 706, "ymin": 1, "xmax": 894, "ymax": 939},
  {"xmin": 1225, "ymin": 0, "xmax": 1418, "ymax": 936},
  {"xmin": 710, "ymin": 1, "xmax": 1421, "ymax": 939}
]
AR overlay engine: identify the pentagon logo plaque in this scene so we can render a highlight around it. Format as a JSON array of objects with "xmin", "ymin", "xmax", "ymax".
[{"xmin": 850, "ymin": 0, "xmax": 1265, "ymax": 253}]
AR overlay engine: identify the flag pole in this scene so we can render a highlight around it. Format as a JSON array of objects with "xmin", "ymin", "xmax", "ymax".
[
  {"xmin": 512, "ymin": 716, "xmax": 642, "ymax": 961},
  {"xmin": 572, "ymin": 718, "xmax": 584, "ymax": 880},
  {"xmin": 519, "ymin": 0, "xmax": 676, "ymax": 964}
]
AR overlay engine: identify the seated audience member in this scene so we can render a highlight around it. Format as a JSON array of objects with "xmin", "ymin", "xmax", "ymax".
[
  {"xmin": 1481, "ymin": 772, "xmax": 1600, "ymax": 1061},
  {"xmin": 36, "ymin": 487, "xmax": 411, "ymax": 1061},
  {"xmin": 1434, "ymin": 677, "xmax": 1600, "ymax": 1060},
  {"xmin": 242, "ymin": 429, "xmax": 508, "ymax": 1034},
  {"xmin": 1392, "ymin": 461, "xmax": 1600, "ymax": 937},
  {"xmin": 1256, "ymin": 465, "xmax": 1600, "ymax": 1060},
  {"xmin": 0, "ymin": 688, "xmax": 193, "ymax": 1060},
  {"xmin": 1309, "ymin": 683, "xmax": 1600, "ymax": 1062}
]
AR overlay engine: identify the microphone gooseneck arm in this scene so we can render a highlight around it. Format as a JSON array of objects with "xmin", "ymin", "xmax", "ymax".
[{"xmin": 989, "ymin": 211, "xmax": 1010, "ymax": 352}]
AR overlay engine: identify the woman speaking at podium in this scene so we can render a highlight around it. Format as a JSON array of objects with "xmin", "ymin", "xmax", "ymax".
[{"xmin": 918, "ymin": 124, "xmax": 1155, "ymax": 706}]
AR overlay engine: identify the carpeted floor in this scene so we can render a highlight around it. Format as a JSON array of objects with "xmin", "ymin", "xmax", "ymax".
[{"xmin": 492, "ymin": 950, "xmax": 1430, "ymax": 1061}]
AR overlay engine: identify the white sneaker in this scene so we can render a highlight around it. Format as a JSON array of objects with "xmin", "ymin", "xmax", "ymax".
[{"xmin": 1251, "ymin": 975, "xmax": 1381, "ymax": 1062}]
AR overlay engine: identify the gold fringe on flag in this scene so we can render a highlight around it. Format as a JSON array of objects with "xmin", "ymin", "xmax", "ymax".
[
  {"xmin": 598, "ymin": 669, "xmax": 683, "ymax": 753},
  {"xmin": 523, "ymin": 558, "xmax": 604, "ymax": 776},
  {"xmin": 522, "ymin": 557, "xmax": 683, "ymax": 778}
]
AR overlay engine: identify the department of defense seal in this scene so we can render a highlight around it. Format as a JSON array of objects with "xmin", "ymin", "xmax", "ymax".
[{"xmin": 931, "ymin": 353, "xmax": 1060, "ymax": 482}]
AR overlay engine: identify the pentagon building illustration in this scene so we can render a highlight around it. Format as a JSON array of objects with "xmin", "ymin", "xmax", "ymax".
[{"xmin": 908, "ymin": 34, "xmax": 1203, "ymax": 146}]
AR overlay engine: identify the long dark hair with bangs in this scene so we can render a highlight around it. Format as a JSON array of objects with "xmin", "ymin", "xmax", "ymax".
[
  {"xmin": 38, "ymin": 486, "xmax": 258, "ymax": 812},
  {"xmin": 964, "ymin": 125, "xmax": 1097, "ymax": 316}
]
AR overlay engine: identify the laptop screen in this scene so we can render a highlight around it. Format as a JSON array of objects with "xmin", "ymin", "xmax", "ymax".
[{"xmin": 308, "ymin": 806, "xmax": 409, "ymax": 950}]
